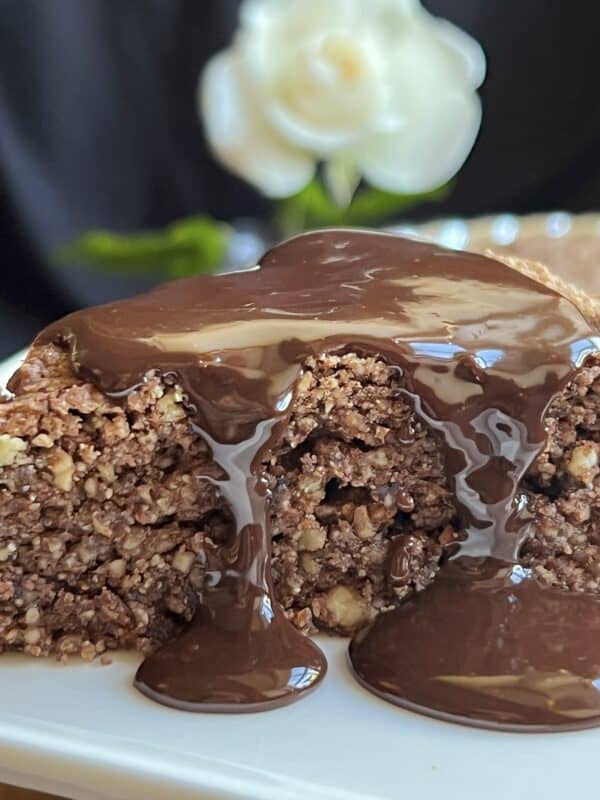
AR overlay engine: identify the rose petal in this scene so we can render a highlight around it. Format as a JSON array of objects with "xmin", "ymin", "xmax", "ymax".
[
  {"xmin": 241, "ymin": 0, "xmax": 385, "ymax": 155},
  {"xmin": 265, "ymin": 101, "xmax": 371, "ymax": 155},
  {"xmin": 432, "ymin": 18, "xmax": 486, "ymax": 88},
  {"xmin": 258, "ymin": 30, "xmax": 384, "ymax": 155},
  {"xmin": 357, "ymin": 93, "xmax": 481, "ymax": 194},
  {"xmin": 355, "ymin": 32, "xmax": 482, "ymax": 193},
  {"xmin": 199, "ymin": 51, "xmax": 315, "ymax": 198}
]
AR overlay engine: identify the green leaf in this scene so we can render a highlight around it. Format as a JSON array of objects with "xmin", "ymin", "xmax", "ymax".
[
  {"xmin": 345, "ymin": 183, "xmax": 451, "ymax": 225},
  {"xmin": 57, "ymin": 215, "xmax": 231, "ymax": 278},
  {"xmin": 276, "ymin": 179, "xmax": 452, "ymax": 236},
  {"xmin": 275, "ymin": 181, "xmax": 337, "ymax": 236}
]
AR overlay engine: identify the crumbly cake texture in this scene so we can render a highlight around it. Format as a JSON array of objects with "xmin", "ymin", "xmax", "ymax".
[
  {"xmin": 0, "ymin": 258, "xmax": 599, "ymax": 660},
  {"xmin": 1, "ymin": 344, "xmax": 599, "ymax": 659}
]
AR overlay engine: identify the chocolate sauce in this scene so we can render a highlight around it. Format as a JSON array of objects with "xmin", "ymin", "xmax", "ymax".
[
  {"xmin": 32, "ymin": 230, "xmax": 600, "ymax": 725},
  {"xmin": 135, "ymin": 532, "xmax": 326, "ymax": 711},
  {"xmin": 134, "ymin": 423, "xmax": 327, "ymax": 711},
  {"xmin": 350, "ymin": 559, "xmax": 600, "ymax": 731}
]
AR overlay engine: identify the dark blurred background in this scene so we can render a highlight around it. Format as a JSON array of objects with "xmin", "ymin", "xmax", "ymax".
[{"xmin": 1, "ymin": 0, "xmax": 599, "ymax": 359}]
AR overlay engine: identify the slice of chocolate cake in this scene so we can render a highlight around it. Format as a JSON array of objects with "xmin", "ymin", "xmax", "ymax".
[{"xmin": 1, "ymin": 230, "xmax": 600, "ymax": 726}]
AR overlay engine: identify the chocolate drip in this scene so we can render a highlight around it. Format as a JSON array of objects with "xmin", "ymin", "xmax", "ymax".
[
  {"xmin": 33, "ymin": 229, "xmax": 600, "ymax": 724},
  {"xmin": 134, "ymin": 420, "xmax": 327, "ymax": 711},
  {"xmin": 135, "ymin": 523, "xmax": 326, "ymax": 712},
  {"xmin": 350, "ymin": 559, "xmax": 600, "ymax": 731}
]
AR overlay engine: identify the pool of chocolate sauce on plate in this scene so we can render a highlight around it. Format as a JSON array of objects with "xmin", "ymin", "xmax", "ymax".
[{"xmin": 36, "ymin": 230, "xmax": 600, "ymax": 728}]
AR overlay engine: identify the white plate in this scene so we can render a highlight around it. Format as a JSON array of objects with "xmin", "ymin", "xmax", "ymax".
[{"xmin": 2, "ymin": 347, "xmax": 600, "ymax": 800}]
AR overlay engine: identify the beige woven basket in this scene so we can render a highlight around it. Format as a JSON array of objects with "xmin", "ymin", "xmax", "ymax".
[{"xmin": 391, "ymin": 212, "xmax": 600, "ymax": 298}]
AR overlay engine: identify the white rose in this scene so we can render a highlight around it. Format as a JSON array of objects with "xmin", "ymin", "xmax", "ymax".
[{"xmin": 199, "ymin": 0, "xmax": 485, "ymax": 203}]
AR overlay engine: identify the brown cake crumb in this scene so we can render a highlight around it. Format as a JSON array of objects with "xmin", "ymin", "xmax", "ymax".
[{"xmin": 0, "ymin": 342, "xmax": 599, "ymax": 658}]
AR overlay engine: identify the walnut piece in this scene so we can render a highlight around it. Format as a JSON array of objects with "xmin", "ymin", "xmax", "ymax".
[
  {"xmin": 157, "ymin": 390, "xmax": 186, "ymax": 421},
  {"xmin": 567, "ymin": 443, "xmax": 599, "ymax": 485},
  {"xmin": 353, "ymin": 505, "xmax": 375, "ymax": 539},
  {"xmin": 25, "ymin": 606, "xmax": 40, "ymax": 625},
  {"xmin": 108, "ymin": 559, "xmax": 126, "ymax": 579},
  {"xmin": 324, "ymin": 585, "xmax": 369, "ymax": 629},
  {"xmin": 297, "ymin": 521, "xmax": 326, "ymax": 551},
  {"xmin": 32, "ymin": 433, "xmax": 54, "ymax": 448},
  {"xmin": 0, "ymin": 542, "xmax": 17, "ymax": 562},
  {"xmin": 0, "ymin": 434, "xmax": 27, "ymax": 467},
  {"xmin": 97, "ymin": 462, "xmax": 116, "ymax": 483},
  {"xmin": 172, "ymin": 550, "xmax": 195, "ymax": 574},
  {"xmin": 48, "ymin": 448, "xmax": 75, "ymax": 491},
  {"xmin": 24, "ymin": 627, "xmax": 41, "ymax": 645},
  {"xmin": 300, "ymin": 553, "xmax": 320, "ymax": 576}
]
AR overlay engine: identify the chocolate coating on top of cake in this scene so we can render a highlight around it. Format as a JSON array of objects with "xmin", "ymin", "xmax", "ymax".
[{"xmin": 28, "ymin": 230, "xmax": 600, "ymax": 727}]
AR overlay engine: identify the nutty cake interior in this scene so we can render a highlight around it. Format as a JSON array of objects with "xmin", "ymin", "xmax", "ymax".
[
  {"xmin": 1, "ymin": 229, "xmax": 600, "ymax": 728},
  {"xmin": 3, "ymin": 339, "xmax": 600, "ymax": 656}
]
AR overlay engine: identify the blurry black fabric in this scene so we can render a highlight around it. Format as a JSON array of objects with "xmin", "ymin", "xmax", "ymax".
[{"xmin": 1, "ymin": 0, "xmax": 600, "ymax": 358}]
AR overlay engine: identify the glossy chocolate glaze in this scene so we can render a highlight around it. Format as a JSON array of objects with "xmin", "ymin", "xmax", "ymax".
[
  {"xmin": 350, "ymin": 558, "xmax": 600, "ymax": 731},
  {"xmin": 33, "ymin": 230, "xmax": 600, "ymax": 725}
]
